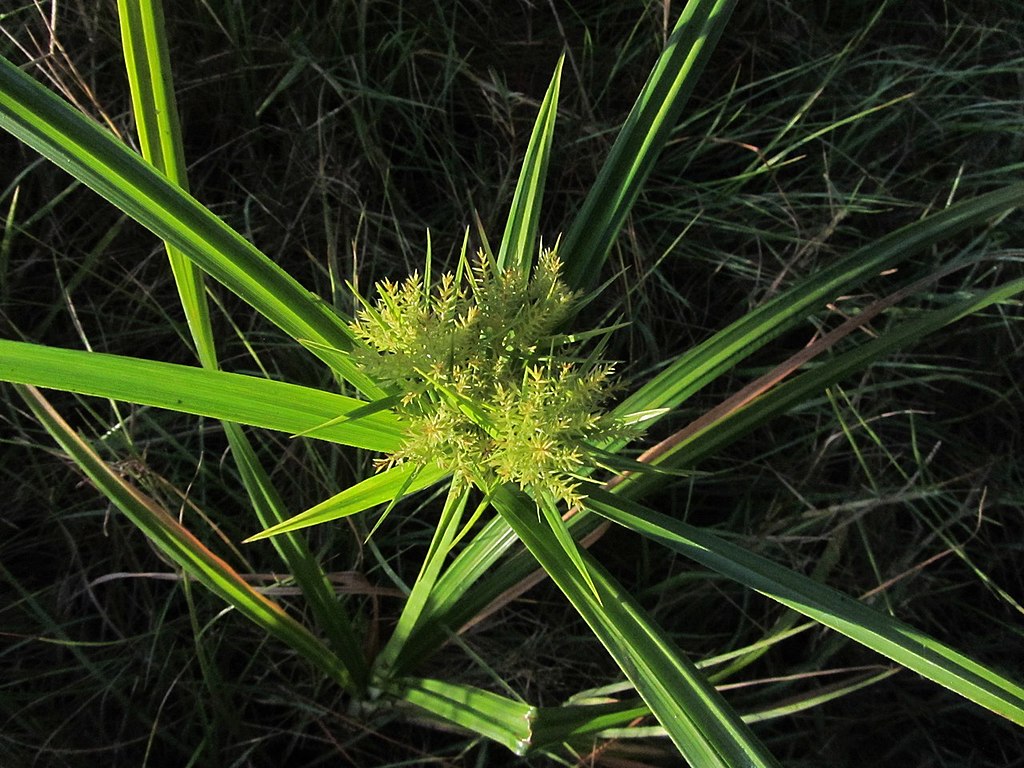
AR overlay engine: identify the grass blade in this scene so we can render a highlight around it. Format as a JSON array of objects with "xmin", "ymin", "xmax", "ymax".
[
  {"xmin": 561, "ymin": 0, "xmax": 738, "ymax": 289},
  {"xmin": 0, "ymin": 339, "xmax": 403, "ymax": 451},
  {"xmin": 0, "ymin": 54, "xmax": 381, "ymax": 396},
  {"xmin": 382, "ymin": 509, "xmax": 524, "ymax": 676},
  {"xmin": 492, "ymin": 486, "xmax": 781, "ymax": 767},
  {"xmin": 529, "ymin": 698, "xmax": 653, "ymax": 752},
  {"xmin": 740, "ymin": 669, "xmax": 899, "ymax": 725},
  {"xmin": 17, "ymin": 384, "xmax": 354, "ymax": 690},
  {"xmin": 376, "ymin": 483, "xmax": 468, "ymax": 672},
  {"xmin": 586, "ymin": 488, "xmax": 1024, "ymax": 727},
  {"xmin": 537, "ymin": 490, "xmax": 600, "ymax": 603},
  {"xmin": 496, "ymin": 55, "xmax": 563, "ymax": 277},
  {"xmin": 243, "ymin": 461, "xmax": 447, "ymax": 542},
  {"xmin": 116, "ymin": 0, "xmax": 214, "ymax": 369}
]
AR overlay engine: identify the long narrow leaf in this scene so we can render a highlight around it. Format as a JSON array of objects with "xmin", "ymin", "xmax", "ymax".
[
  {"xmin": 376, "ymin": 483, "xmax": 467, "ymax": 668},
  {"xmin": 492, "ymin": 486, "xmax": 780, "ymax": 767},
  {"xmin": 538, "ymin": 490, "xmax": 600, "ymax": 602},
  {"xmin": 0, "ymin": 339, "xmax": 403, "ymax": 452},
  {"xmin": 496, "ymin": 55, "xmax": 563, "ymax": 277},
  {"xmin": 0, "ymin": 54, "xmax": 381, "ymax": 397},
  {"xmin": 243, "ymin": 461, "xmax": 447, "ymax": 542},
  {"xmin": 116, "ymin": 0, "xmax": 214, "ymax": 368},
  {"xmin": 586, "ymin": 488, "xmax": 1024, "ymax": 726},
  {"xmin": 17, "ymin": 385, "xmax": 353, "ymax": 689},
  {"xmin": 561, "ymin": 0, "xmax": 737, "ymax": 289},
  {"xmin": 383, "ymin": 508, "xmax": 525, "ymax": 676}
]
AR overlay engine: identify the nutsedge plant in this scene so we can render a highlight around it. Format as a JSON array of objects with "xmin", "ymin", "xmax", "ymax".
[{"xmin": 1, "ymin": 0, "xmax": 1023, "ymax": 765}]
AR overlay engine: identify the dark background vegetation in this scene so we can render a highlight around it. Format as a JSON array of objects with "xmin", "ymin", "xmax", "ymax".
[{"xmin": 2, "ymin": 1, "xmax": 1022, "ymax": 765}]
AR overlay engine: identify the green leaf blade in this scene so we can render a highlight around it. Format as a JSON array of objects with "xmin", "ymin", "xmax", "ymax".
[
  {"xmin": 245, "ymin": 461, "xmax": 447, "ymax": 542},
  {"xmin": 586, "ymin": 489, "xmax": 1024, "ymax": 727},
  {"xmin": 492, "ymin": 486, "xmax": 780, "ymax": 767},
  {"xmin": 0, "ymin": 54, "xmax": 381, "ymax": 396},
  {"xmin": 0, "ymin": 340, "xmax": 403, "ymax": 452},
  {"xmin": 561, "ymin": 0, "xmax": 738, "ymax": 289},
  {"xmin": 116, "ymin": 0, "xmax": 217, "ymax": 369},
  {"xmin": 497, "ymin": 54, "xmax": 564, "ymax": 277}
]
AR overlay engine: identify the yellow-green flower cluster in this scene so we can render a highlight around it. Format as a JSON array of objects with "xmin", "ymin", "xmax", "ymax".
[{"xmin": 350, "ymin": 249, "xmax": 628, "ymax": 507}]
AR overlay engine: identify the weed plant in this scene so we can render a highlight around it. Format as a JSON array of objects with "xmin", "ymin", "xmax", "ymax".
[{"xmin": 1, "ymin": 1, "xmax": 1023, "ymax": 766}]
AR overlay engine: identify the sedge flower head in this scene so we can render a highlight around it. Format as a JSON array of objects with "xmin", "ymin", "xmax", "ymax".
[{"xmin": 350, "ymin": 248, "xmax": 633, "ymax": 508}]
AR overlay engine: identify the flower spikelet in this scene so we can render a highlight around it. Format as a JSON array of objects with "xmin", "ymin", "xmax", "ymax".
[{"xmin": 350, "ymin": 247, "xmax": 634, "ymax": 508}]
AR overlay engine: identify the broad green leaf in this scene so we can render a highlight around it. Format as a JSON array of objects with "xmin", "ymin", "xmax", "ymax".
[
  {"xmin": 0, "ymin": 339, "xmax": 403, "ymax": 452},
  {"xmin": 585, "ymin": 488, "xmax": 1024, "ymax": 727},
  {"xmin": 496, "ymin": 55, "xmax": 563, "ymax": 277},
  {"xmin": 17, "ymin": 385, "xmax": 353, "ymax": 690},
  {"xmin": 492, "ymin": 486, "xmax": 780, "ymax": 767},
  {"xmin": 561, "ymin": 0, "xmax": 738, "ymax": 289},
  {"xmin": 0, "ymin": 54, "xmax": 382, "ymax": 397}
]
